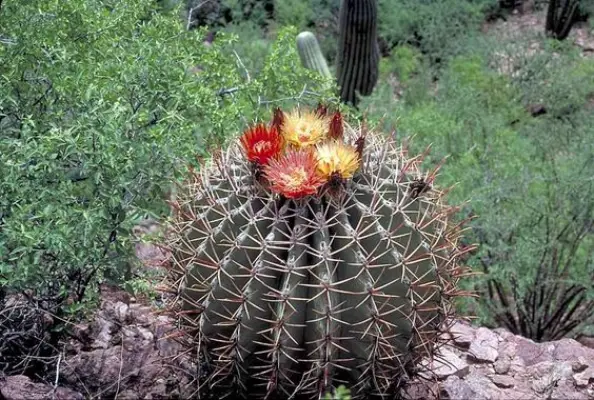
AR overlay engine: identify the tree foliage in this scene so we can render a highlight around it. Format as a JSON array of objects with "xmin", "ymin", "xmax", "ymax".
[{"xmin": 0, "ymin": 0, "xmax": 333, "ymax": 365}]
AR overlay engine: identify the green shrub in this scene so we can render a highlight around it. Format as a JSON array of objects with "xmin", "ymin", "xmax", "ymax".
[
  {"xmin": 0, "ymin": 0, "xmax": 332, "ymax": 375},
  {"xmin": 269, "ymin": 0, "xmax": 340, "ymax": 65},
  {"xmin": 223, "ymin": 0, "xmax": 271, "ymax": 27},
  {"xmin": 362, "ymin": 38, "xmax": 594, "ymax": 341},
  {"xmin": 274, "ymin": 0, "xmax": 314, "ymax": 29},
  {"xmin": 513, "ymin": 48, "xmax": 594, "ymax": 120},
  {"xmin": 185, "ymin": 0, "xmax": 272, "ymax": 30},
  {"xmin": 219, "ymin": 20, "xmax": 273, "ymax": 73},
  {"xmin": 470, "ymin": 42, "xmax": 594, "ymax": 341},
  {"xmin": 379, "ymin": 44, "xmax": 423, "ymax": 83},
  {"xmin": 377, "ymin": 0, "xmax": 498, "ymax": 62},
  {"xmin": 468, "ymin": 118, "xmax": 594, "ymax": 340}
]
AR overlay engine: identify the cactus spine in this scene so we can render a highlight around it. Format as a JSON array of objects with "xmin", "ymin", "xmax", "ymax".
[
  {"xmin": 164, "ymin": 107, "xmax": 472, "ymax": 399},
  {"xmin": 545, "ymin": 0, "xmax": 579, "ymax": 40},
  {"xmin": 296, "ymin": 31, "xmax": 332, "ymax": 80},
  {"xmin": 336, "ymin": 0, "xmax": 380, "ymax": 106}
]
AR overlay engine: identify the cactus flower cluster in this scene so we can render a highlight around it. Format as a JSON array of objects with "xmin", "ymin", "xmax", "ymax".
[{"xmin": 240, "ymin": 107, "xmax": 361, "ymax": 199}]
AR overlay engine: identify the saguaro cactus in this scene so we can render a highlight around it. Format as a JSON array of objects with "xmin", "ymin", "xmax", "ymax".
[
  {"xmin": 296, "ymin": 31, "xmax": 332, "ymax": 79},
  {"xmin": 335, "ymin": 0, "xmax": 380, "ymax": 106},
  {"xmin": 164, "ymin": 106, "xmax": 473, "ymax": 399},
  {"xmin": 545, "ymin": 0, "xmax": 580, "ymax": 40}
]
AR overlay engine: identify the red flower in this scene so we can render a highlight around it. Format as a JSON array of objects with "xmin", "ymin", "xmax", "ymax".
[
  {"xmin": 263, "ymin": 149, "xmax": 324, "ymax": 199},
  {"xmin": 240, "ymin": 124, "xmax": 283, "ymax": 165}
]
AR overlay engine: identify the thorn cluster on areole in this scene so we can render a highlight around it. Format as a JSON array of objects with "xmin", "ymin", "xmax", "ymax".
[{"xmin": 239, "ymin": 105, "xmax": 363, "ymax": 199}]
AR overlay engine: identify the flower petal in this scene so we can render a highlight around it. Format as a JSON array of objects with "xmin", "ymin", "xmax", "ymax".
[
  {"xmin": 281, "ymin": 109, "xmax": 330, "ymax": 148},
  {"xmin": 240, "ymin": 124, "xmax": 283, "ymax": 165},
  {"xmin": 263, "ymin": 149, "xmax": 324, "ymax": 198},
  {"xmin": 316, "ymin": 140, "xmax": 360, "ymax": 180}
]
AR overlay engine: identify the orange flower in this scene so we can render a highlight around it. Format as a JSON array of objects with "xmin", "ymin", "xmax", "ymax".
[
  {"xmin": 263, "ymin": 149, "xmax": 324, "ymax": 199},
  {"xmin": 240, "ymin": 124, "xmax": 283, "ymax": 165}
]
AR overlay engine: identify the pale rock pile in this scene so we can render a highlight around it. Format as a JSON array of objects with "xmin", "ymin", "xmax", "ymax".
[
  {"xmin": 3, "ymin": 221, "xmax": 594, "ymax": 399},
  {"xmin": 404, "ymin": 321, "xmax": 594, "ymax": 400},
  {"xmin": 3, "ymin": 299, "xmax": 594, "ymax": 399}
]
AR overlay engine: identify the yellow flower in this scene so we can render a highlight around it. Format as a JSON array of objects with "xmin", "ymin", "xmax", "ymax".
[
  {"xmin": 315, "ymin": 140, "xmax": 360, "ymax": 180},
  {"xmin": 281, "ymin": 109, "xmax": 329, "ymax": 148}
]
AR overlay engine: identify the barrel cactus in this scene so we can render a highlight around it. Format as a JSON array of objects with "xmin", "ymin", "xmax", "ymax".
[{"xmin": 163, "ymin": 105, "xmax": 473, "ymax": 399}]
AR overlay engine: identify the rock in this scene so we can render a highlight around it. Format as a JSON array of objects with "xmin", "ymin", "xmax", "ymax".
[
  {"xmin": 114, "ymin": 302, "xmax": 130, "ymax": 324},
  {"xmin": 401, "ymin": 381, "xmax": 438, "ymax": 400},
  {"xmin": 573, "ymin": 368, "xmax": 594, "ymax": 388},
  {"xmin": 572, "ymin": 356, "xmax": 589, "ymax": 373},
  {"xmin": 493, "ymin": 358, "xmax": 511, "ymax": 374},
  {"xmin": 530, "ymin": 362, "xmax": 573, "ymax": 395},
  {"xmin": 525, "ymin": 361, "xmax": 555, "ymax": 377},
  {"xmin": 492, "ymin": 328, "xmax": 515, "ymax": 340},
  {"xmin": 449, "ymin": 321, "xmax": 475, "ymax": 349},
  {"xmin": 441, "ymin": 375, "xmax": 496, "ymax": 400},
  {"xmin": 514, "ymin": 336, "xmax": 554, "ymax": 366},
  {"xmin": 553, "ymin": 362, "xmax": 574, "ymax": 379},
  {"xmin": 0, "ymin": 375, "xmax": 84, "ymax": 400},
  {"xmin": 117, "ymin": 389, "xmax": 142, "ymax": 399},
  {"xmin": 531, "ymin": 376, "xmax": 553, "ymax": 394},
  {"xmin": 497, "ymin": 339, "xmax": 518, "ymax": 359},
  {"xmin": 403, "ymin": 319, "xmax": 594, "ymax": 400},
  {"xmin": 72, "ymin": 323, "xmax": 91, "ymax": 342},
  {"xmin": 554, "ymin": 339, "xmax": 594, "ymax": 366},
  {"xmin": 495, "ymin": 340, "xmax": 520, "ymax": 375},
  {"xmin": 441, "ymin": 376, "xmax": 481, "ymax": 400},
  {"xmin": 92, "ymin": 316, "xmax": 116, "ymax": 349},
  {"xmin": 490, "ymin": 374, "xmax": 515, "ymax": 388},
  {"xmin": 550, "ymin": 378, "xmax": 586, "ymax": 400},
  {"xmin": 139, "ymin": 327, "xmax": 154, "ymax": 342},
  {"xmin": 56, "ymin": 293, "xmax": 196, "ymax": 400},
  {"xmin": 468, "ymin": 328, "xmax": 499, "ymax": 363},
  {"xmin": 129, "ymin": 304, "xmax": 152, "ymax": 326},
  {"xmin": 0, "ymin": 223, "xmax": 198, "ymax": 399},
  {"xmin": 419, "ymin": 348, "xmax": 470, "ymax": 380}
]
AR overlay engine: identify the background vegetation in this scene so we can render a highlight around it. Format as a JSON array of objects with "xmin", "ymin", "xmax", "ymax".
[{"xmin": 1, "ymin": 0, "xmax": 593, "ymax": 382}]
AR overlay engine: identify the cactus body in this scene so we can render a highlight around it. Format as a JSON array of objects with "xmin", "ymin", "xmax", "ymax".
[
  {"xmin": 165, "ymin": 108, "xmax": 470, "ymax": 399},
  {"xmin": 336, "ymin": 0, "xmax": 380, "ymax": 106},
  {"xmin": 545, "ymin": 0, "xmax": 579, "ymax": 40},
  {"xmin": 296, "ymin": 31, "xmax": 332, "ymax": 79}
]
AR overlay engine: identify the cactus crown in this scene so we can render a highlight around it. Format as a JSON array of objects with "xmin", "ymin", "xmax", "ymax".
[{"xmin": 163, "ymin": 105, "xmax": 473, "ymax": 399}]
